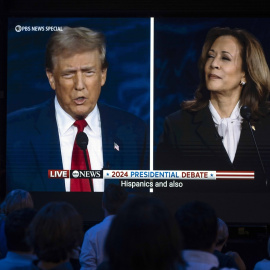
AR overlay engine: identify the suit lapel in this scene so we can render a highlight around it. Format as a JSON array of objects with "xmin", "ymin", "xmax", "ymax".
[
  {"xmin": 193, "ymin": 107, "xmax": 233, "ymax": 167},
  {"xmin": 98, "ymin": 103, "xmax": 122, "ymax": 169},
  {"xmin": 233, "ymin": 120, "xmax": 256, "ymax": 168},
  {"xmin": 31, "ymin": 99, "xmax": 64, "ymax": 191}
]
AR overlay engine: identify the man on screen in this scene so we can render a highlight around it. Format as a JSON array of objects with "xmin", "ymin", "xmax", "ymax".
[{"xmin": 6, "ymin": 26, "xmax": 149, "ymax": 192}]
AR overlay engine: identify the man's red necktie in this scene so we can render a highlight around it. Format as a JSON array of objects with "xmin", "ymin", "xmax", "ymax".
[{"xmin": 70, "ymin": 119, "xmax": 91, "ymax": 192}]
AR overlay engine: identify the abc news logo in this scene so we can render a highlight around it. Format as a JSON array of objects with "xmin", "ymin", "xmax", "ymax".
[{"xmin": 48, "ymin": 170, "xmax": 103, "ymax": 179}]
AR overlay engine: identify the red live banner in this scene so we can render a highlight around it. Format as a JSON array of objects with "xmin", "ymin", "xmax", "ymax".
[{"xmin": 48, "ymin": 170, "xmax": 70, "ymax": 178}]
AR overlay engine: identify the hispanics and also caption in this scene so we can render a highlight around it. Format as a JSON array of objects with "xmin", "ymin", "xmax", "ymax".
[{"xmin": 120, "ymin": 179, "xmax": 183, "ymax": 188}]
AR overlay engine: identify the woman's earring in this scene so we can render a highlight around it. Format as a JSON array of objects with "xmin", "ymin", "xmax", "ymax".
[{"xmin": 240, "ymin": 80, "xmax": 246, "ymax": 86}]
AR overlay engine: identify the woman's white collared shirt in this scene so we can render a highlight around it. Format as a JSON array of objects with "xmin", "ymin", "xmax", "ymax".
[{"xmin": 209, "ymin": 100, "xmax": 243, "ymax": 163}]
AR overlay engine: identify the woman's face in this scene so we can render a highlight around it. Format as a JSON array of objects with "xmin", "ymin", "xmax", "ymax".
[{"xmin": 204, "ymin": 35, "xmax": 246, "ymax": 96}]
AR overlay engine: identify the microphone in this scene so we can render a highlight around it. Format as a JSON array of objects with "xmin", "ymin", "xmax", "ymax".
[
  {"xmin": 76, "ymin": 132, "xmax": 88, "ymax": 150},
  {"xmin": 240, "ymin": 105, "xmax": 252, "ymax": 122},
  {"xmin": 76, "ymin": 132, "xmax": 94, "ymax": 191},
  {"xmin": 240, "ymin": 106, "xmax": 268, "ymax": 186}
]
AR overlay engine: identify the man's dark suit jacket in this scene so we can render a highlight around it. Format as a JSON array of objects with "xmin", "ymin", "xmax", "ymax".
[
  {"xmin": 6, "ymin": 98, "xmax": 149, "ymax": 191},
  {"xmin": 155, "ymin": 106, "xmax": 270, "ymax": 191}
]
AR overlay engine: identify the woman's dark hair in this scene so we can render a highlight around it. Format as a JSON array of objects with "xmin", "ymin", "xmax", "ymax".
[
  {"xmin": 5, "ymin": 208, "xmax": 37, "ymax": 252},
  {"xmin": 0, "ymin": 189, "xmax": 34, "ymax": 215},
  {"xmin": 182, "ymin": 27, "xmax": 270, "ymax": 119},
  {"xmin": 175, "ymin": 201, "xmax": 217, "ymax": 251},
  {"xmin": 102, "ymin": 183, "xmax": 128, "ymax": 214},
  {"xmin": 28, "ymin": 201, "xmax": 83, "ymax": 263},
  {"xmin": 104, "ymin": 196, "xmax": 182, "ymax": 270}
]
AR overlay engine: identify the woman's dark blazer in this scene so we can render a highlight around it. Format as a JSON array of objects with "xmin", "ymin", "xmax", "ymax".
[{"xmin": 155, "ymin": 106, "xmax": 270, "ymax": 189}]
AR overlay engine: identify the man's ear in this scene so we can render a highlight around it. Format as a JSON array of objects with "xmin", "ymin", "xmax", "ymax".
[
  {"xmin": 46, "ymin": 69, "xmax": 56, "ymax": 90},
  {"xmin": 101, "ymin": 68, "xmax": 107, "ymax": 87}
]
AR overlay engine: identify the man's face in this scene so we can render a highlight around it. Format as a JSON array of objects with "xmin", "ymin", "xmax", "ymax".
[{"xmin": 46, "ymin": 50, "xmax": 107, "ymax": 120}]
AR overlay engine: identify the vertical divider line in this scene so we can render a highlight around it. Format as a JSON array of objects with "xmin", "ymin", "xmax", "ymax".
[{"xmin": 150, "ymin": 17, "xmax": 154, "ymax": 193}]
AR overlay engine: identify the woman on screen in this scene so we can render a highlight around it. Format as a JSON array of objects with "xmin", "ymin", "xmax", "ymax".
[{"xmin": 155, "ymin": 27, "xmax": 270, "ymax": 184}]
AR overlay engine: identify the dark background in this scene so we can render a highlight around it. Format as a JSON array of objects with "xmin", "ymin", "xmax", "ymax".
[{"xmin": 1, "ymin": 1, "xmax": 270, "ymax": 269}]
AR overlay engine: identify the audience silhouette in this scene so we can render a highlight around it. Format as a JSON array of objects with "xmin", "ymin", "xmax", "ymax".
[
  {"xmin": 98, "ymin": 195, "xmax": 183, "ymax": 270},
  {"xmin": 253, "ymin": 236, "xmax": 270, "ymax": 270},
  {"xmin": 215, "ymin": 218, "xmax": 246, "ymax": 270},
  {"xmin": 0, "ymin": 208, "xmax": 37, "ymax": 269},
  {"xmin": 27, "ymin": 201, "xmax": 83, "ymax": 269},
  {"xmin": 0, "ymin": 189, "xmax": 267, "ymax": 270},
  {"xmin": 175, "ymin": 200, "xmax": 237, "ymax": 270},
  {"xmin": 80, "ymin": 183, "xmax": 128, "ymax": 270},
  {"xmin": 0, "ymin": 189, "xmax": 34, "ymax": 259}
]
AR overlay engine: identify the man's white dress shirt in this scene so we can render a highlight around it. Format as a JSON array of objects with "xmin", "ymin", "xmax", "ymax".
[{"xmin": 55, "ymin": 97, "xmax": 104, "ymax": 191}]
